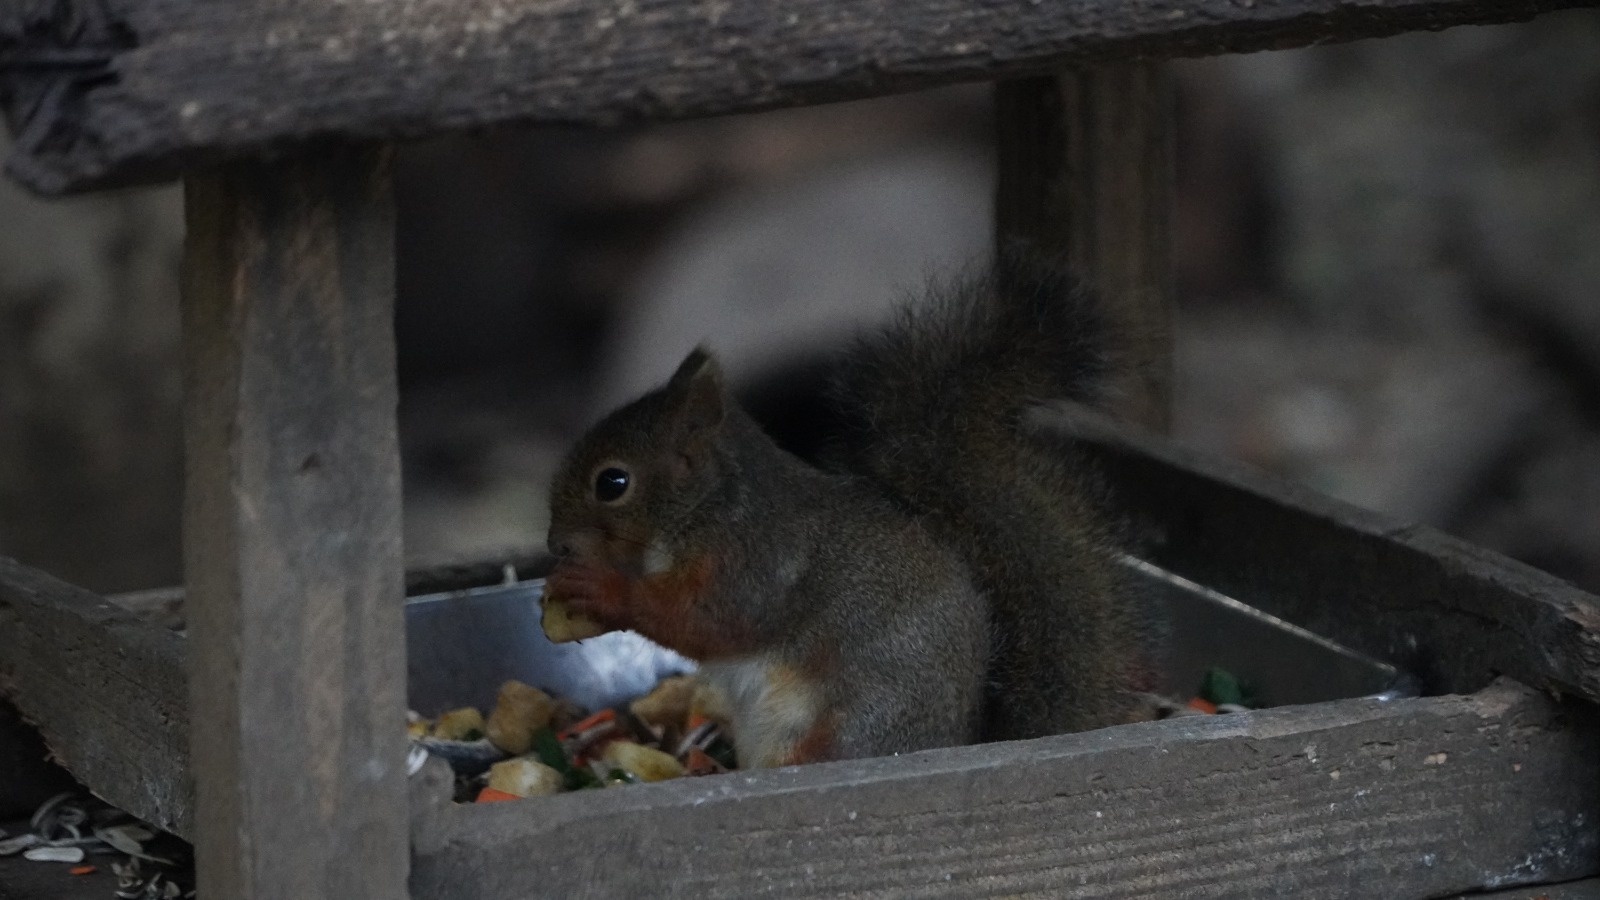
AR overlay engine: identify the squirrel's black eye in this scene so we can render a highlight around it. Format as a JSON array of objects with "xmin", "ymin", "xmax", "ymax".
[{"xmin": 594, "ymin": 467, "xmax": 631, "ymax": 503}]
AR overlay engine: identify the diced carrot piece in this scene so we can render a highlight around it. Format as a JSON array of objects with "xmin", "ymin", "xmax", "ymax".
[
  {"xmin": 475, "ymin": 787, "xmax": 525, "ymax": 804},
  {"xmin": 70, "ymin": 865, "xmax": 97, "ymax": 876},
  {"xmin": 683, "ymin": 747, "xmax": 723, "ymax": 776},
  {"xmin": 1187, "ymin": 697, "xmax": 1218, "ymax": 715},
  {"xmin": 558, "ymin": 708, "xmax": 617, "ymax": 742}
]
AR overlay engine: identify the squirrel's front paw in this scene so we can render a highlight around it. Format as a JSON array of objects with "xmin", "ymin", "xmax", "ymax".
[{"xmin": 545, "ymin": 562, "xmax": 633, "ymax": 631}]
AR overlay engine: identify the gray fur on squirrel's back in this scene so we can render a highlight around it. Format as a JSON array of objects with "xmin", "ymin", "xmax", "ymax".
[{"xmin": 829, "ymin": 253, "xmax": 1152, "ymax": 740}]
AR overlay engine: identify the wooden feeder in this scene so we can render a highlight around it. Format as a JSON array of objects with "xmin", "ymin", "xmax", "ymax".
[{"xmin": 2, "ymin": 0, "xmax": 1598, "ymax": 897}]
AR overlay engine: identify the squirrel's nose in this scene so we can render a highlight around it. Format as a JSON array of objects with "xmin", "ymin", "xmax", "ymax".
[{"xmin": 549, "ymin": 527, "xmax": 601, "ymax": 560}]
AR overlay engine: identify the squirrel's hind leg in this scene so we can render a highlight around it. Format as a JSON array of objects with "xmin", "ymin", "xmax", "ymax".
[{"xmin": 699, "ymin": 656, "xmax": 832, "ymax": 768}]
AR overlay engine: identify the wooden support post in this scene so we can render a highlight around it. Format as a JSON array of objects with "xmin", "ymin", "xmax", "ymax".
[
  {"xmin": 995, "ymin": 66, "xmax": 1176, "ymax": 431},
  {"xmin": 181, "ymin": 146, "xmax": 407, "ymax": 898}
]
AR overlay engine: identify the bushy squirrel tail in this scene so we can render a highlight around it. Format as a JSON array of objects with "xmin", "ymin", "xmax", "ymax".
[
  {"xmin": 830, "ymin": 247, "xmax": 1120, "ymax": 503},
  {"xmin": 831, "ymin": 247, "xmax": 1151, "ymax": 740}
]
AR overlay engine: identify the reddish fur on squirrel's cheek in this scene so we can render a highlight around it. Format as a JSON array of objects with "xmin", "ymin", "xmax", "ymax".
[
  {"xmin": 633, "ymin": 554, "xmax": 760, "ymax": 660},
  {"xmin": 601, "ymin": 529, "xmax": 655, "ymax": 576}
]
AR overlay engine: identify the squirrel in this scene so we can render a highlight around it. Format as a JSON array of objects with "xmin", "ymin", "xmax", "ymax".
[{"xmin": 542, "ymin": 249, "xmax": 1153, "ymax": 768}]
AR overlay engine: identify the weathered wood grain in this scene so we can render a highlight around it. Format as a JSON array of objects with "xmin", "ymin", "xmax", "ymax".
[
  {"xmin": 1459, "ymin": 878, "xmax": 1600, "ymax": 900},
  {"xmin": 995, "ymin": 68, "xmax": 1175, "ymax": 431},
  {"xmin": 411, "ymin": 679, "xmax": 1599, "ymax": 898},
  {"xmin": 181, "ymin": 145, "xmax": 408, "ymax": 898},
  {"xmin": 2, "ymin": 0, "xmax": 1595, "ymax": 193},
  {"xmin": 0, "ymin": 555, "xmax": 189, "ymax": 835},
  {"xmin": 1042, "ymin": 408, "xmax": 1600, "ymax": 705}
]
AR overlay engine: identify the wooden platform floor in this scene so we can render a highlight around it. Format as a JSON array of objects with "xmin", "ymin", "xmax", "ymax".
[{"xmin": 3, "ymin": 813, "xmax": 1597, "ymax": 900}]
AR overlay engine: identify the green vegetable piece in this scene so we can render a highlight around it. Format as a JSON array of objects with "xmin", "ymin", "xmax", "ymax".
[
  {"xmin": 1199, "ymin": 667, "xmax": 1247, "ymax": 708},
  {"xmin": 531, "ymin": 727, "xmax": 571, "ymax": 774},
  {"xmin": 461, "ymin": 728, "xmax": 485, "ymax": 743}
]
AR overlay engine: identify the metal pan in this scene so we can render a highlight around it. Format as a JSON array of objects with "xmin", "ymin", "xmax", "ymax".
[{"xmin": 404, "ymin": 557, "xmax": 1416, "ymax": 717}]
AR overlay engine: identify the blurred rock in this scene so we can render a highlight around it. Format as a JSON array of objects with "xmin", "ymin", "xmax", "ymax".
[
  {"xmin": 1171, "ymin": 12, "xmax": 1600, "ymax": 591},
  {"xmin": 1175, "ymin": 312, "xmax": 1557, "ymax": 524},
  {"xmin": 1202, "ymin": 9, "xmax": 1600, "ymax": 340}
]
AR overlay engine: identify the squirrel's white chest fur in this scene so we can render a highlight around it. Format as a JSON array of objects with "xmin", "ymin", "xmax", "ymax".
[{"xmin": 697, "ymin": 655, "xmax": 824, "ymax": 768}]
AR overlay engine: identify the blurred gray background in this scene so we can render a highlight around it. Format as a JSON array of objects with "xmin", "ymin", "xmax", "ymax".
[{"xmin": 1, "ymin": 9, "xmax": 1596, "ymax": 595}]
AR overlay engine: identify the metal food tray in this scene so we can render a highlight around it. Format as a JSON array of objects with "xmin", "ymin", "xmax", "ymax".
[{"xmin": 404, "ymin": 556, "xmax": 1416, "ymax": 718}]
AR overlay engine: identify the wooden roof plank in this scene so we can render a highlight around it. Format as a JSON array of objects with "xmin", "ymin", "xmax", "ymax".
[{"xmin": 3, "ymin": 0, "xmax": 1594, "ymax": 193}]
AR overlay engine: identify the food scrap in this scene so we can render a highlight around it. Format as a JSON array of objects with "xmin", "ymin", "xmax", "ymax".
[
  {"xmin": 1197, "ymin": 666, "xmax": 1257, "ymax": 710},
  {"xmin": 413, "ymin": 668, "xmax": 1262, "ymax": 803},
  {"xmin": 411, "ymin": 677, "xmax": 737, "ymax": 803},
  {"xmin": 485, "ymin": 680, "xmax": 558, "ymax": 755},
  {"xmin": 628, "ymin": 674, "xmax": 695, "ymax": 730},
  {"xmin": 601, "ymin": 741, "xmax": 684, "ymax": 782},
  {"xmin": 1146, "ymin": 667, "xmax": 1262, "ymax": 719},
  {"xmin": 485, "ymin": 757, "xmax": 566, "ymax": 798},
  {"xmin": 539, "ymin": 593, "xmax": 609, "ymax": 643},
  {"xmin": 431, "ymin": 706, "xmax": 487, "ymax": 742}
]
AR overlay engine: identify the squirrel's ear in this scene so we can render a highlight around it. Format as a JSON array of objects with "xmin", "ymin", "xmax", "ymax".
[{"xmin": 663, "ymin": 348, "xmax": 726, "ymax": 468}]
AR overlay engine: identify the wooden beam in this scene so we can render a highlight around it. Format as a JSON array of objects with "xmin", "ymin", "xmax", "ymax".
[
  {"xmin": 995, "ymin": 68, "xmax": 1175, "ymax": 431},
  {"xmin": 0, "ymin": 556, "xmax": 189, "ymax": 834},
  {"xmin": 181, "ymin": 146, "xmax": 407, "ymax": 898},
  {"xmin": 1045, "ymin": 408, "xmax": 1600, "ymax": 704},
  {"xmin": 3, "ymin": 0, "xmax": 1594, "ymax": 194},
  {"xmin": 411, "ymin": 679, "xmax": 1600, "ymax": 898}
]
